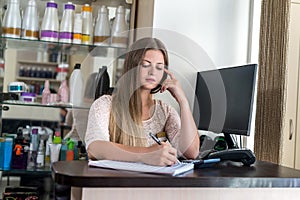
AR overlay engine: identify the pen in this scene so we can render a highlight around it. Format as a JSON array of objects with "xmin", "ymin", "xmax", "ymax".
[
  {"xmin": 149, "ymin": 132, "xmax": 181, "ymax": 164},
  {"xmin": 149, "ymin": 132, "xmax": 162, "ymax": 145}
]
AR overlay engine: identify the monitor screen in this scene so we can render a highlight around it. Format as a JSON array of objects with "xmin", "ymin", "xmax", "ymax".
[{"xmin": 193, "ymin": 64, "xmax": 257, "ymax": 136}]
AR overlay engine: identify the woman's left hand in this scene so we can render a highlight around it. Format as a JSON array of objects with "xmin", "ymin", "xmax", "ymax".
[{"xmin": 161, "ymin": 68, "xmax": 187, "ymax": 104}]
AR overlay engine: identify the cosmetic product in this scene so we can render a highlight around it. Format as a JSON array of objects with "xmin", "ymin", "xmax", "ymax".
[
  {"xmin": 81, "ymin": 4, "xmax": 93, "ymax": 45},
  {"xmin": 59, "ymin": 2, "xmax": 75, "ymax": 43},
  {"xmin": 40, "ymin": 1, "xmax": 59, "ymax": 42},
  {"xmin": 111, "ymin": 6, "xmax": 129, "ymax": 48},
  {"xmin": 94, "ymin": 5, "xmax": 111, "ymax": 46},
  {"xmin": 2, "ymin": 0, "xmax": 22, "ymax": 38},
  {"xmin": 22, "ymin": 0, "xmax": 39, "ymax": 40}
]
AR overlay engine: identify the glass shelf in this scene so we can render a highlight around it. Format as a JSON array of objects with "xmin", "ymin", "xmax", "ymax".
[
  {"xmin": 2, "ymin": 100, "xmax": 90, "ymax": 110},
  {"xmin": 0, "ymin": 36, "xmax": 127, "ymax": 55}
]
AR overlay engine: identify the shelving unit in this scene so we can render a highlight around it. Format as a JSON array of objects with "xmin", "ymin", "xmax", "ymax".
[{"xmin": 0, "ymin": 0, "xmax": 139, "ymax": 198}]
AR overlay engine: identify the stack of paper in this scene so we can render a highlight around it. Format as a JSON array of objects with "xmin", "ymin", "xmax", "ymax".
[{"xmin": 88, "ymin": 160, "xmax": 194, "ymax": 176}]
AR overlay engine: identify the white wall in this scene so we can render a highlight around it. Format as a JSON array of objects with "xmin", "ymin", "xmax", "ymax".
[{"xmin": 151, "ymin": 0, "xmax": 261, "ymax": 150}]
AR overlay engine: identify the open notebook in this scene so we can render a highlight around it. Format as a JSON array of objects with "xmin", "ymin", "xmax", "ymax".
[{"xmin": 88, "ymin": 160, "xmax": 194, "ymax": 176}]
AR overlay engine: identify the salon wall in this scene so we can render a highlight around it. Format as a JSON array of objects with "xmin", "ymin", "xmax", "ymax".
[{"xmin": 151, "ymin": 0, "xmax": 261, "ymax": 150}]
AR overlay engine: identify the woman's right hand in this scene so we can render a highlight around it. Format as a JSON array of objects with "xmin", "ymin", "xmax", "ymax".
[{"xmin": 141, "ymin": 142, "xmax": 178, "ymax": 166}]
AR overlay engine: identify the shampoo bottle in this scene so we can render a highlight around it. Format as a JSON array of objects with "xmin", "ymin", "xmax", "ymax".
[
  {"xmin": 94, "ymin": 5, "xmax": 111, "ymax": 46},
  {"xmin": 72, "ymin": 14, "xmax": 82, "ymax": 44},
  {"xmin": 2, "ymin": 0, "xmax": 22, "ymax": 38},
  {"xmin": 59, "ymin": 2, "xmax": 75, "ymax": 43},
  {"xmin": 81, "ymin": 4, "xmax": 93, "ymax": 45},
  {"xmin": 69, "ymin": 63, "xmax": 83, "ymax": 106},
  {"xmin": 111, "ymin": 6, "xmax": 129, "ymax": 48},
  {"xmin": 22, "ymin": 0, "xmax": 39, "ymax": 40},
  {"xmin": 40, "ymin": 1, "xmax": 59, "ymax": 42}
]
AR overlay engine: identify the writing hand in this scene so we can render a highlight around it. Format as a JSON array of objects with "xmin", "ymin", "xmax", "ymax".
[{"xmin": 142, "ymin": 142, "xmax": 178, "ymax": 166}]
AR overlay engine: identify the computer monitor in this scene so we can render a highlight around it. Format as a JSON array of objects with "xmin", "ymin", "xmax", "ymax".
[{"xmin": 193, "ymin": 64, "xmax": 257, "ymax": 148}]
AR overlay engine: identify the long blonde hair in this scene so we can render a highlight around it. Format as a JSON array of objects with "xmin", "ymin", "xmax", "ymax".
[{"xmin": 109, "ymin": 37, "xmax": 169, "ymax": 146}]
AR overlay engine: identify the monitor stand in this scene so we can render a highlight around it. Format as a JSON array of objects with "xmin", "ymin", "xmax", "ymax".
[{"xmin": 224, "ymin": 134, "xmax": 239, "ymax": 149}]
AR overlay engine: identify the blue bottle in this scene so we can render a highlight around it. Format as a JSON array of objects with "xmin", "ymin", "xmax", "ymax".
[
  {"xmin": 3, "ymin": 138, "xmax": 13, "ymax": 170},
  {"xmin": 0, "ymin": 137, "xmax": 5, "ymax": 169}
]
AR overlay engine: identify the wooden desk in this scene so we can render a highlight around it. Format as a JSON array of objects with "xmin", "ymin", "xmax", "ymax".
[{"xmin": 52, "ymin": 160, "xmax": 300, "ymax": 200}]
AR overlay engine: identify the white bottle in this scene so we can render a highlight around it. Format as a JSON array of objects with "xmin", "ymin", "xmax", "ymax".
[
  {"xmin": 42, "ymin": 80, "xmax": 51, "ymax": 105},
  {"xmin": 73, "ymin": 13, "xmax": 82, "ymax": 44},
  {"xmin": 94, "ymin": 5, "xmax": 111, "ymax": 46},
  {"xmin": 40, "ymin": 1, "xmax": 59, "ymax": 42},
  {"xmin": 2, "ymin": 0, "xmax": 22, "ymax": 38},
  {"xmin": 59, "ymin": 2, "xmax": 75, "ymax": 43},
  {"xmin": 111, "ymin": 6, "xmax": 129, "ymax": 48},
  {"xmin": 81, "ymin": 4, "xmax": 93, "ymax": 45},
  {"xmin": 22, "ymin": 0, "xmax": 39, "ymax": 40},
  {"xmin": 36, "ymin": 139, "xmax": 45, "ymax": 168},
  {"xmin": 69, "ymin": 63, "xmax": 83, "ymax": 106}
]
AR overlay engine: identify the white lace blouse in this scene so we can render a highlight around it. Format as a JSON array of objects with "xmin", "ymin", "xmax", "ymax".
[{"xmin": 85, "ymin": 95, "xmax": 182, "ymax": 150}]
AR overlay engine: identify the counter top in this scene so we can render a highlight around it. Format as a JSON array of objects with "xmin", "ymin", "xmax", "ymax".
[{"xmin": 52, "ymin": 160, "xmax": 300, "ymax": 188}]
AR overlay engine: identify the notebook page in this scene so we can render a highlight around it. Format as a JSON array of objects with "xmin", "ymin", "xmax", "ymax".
[{"xmin": 88, "ymin": 160, "xmax": 194, "ymax": 176}]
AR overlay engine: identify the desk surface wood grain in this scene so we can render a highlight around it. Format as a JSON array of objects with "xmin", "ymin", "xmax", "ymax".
[{"xmin": 52, "ymin": 160, "xmax": 300, "ymax": 188}]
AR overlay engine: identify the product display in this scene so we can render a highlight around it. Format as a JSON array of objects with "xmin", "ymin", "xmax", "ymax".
[
  {"xmin": 40, "ymin": 1, "xmax": 59, "ymax": 42},
  {"xmin": 94, "ymin": 5, "xmax": 111, "ymax": 46},
  {"xmin": 69, "ymin": 63, "xmax": 83, "ymax": 106},
  {"xmin": 72, "ymin": 13, "xmax": 82, "ymax": 44},
  {"xmin": 81, "ymin": 4, "xmax": 93, "ymax": 45},
  {"xmin": 111, "ymin": 5, "xmax": 129, "ymax": 48},
  {"xmin": 22, "ymin": 0, "xmax": 39, "ymax": 40},
  {"xmin": 2, "ymin": 0, "xmax": 22, "ymax": 38},
  {"xmin": 59, "ymin": 2, "xmax": 75, "ymax": 43},
  {"xmin": 42, "ymin": 80, "xmax": 51, "ymax": 104},
  {"xmin": 20, "ymin": 92, "xmax": 36, "ymax": 102}
]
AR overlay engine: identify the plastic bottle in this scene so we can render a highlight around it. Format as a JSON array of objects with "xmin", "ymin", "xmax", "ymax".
[
  {"xmin": 94, "ymin": 5, "xmax": 111, "ymax": 46},
  {"xmin": 69, "ymin": 63, "xmax": 83, "ymax": 106},
  {"xmin": 40, "ymin": 1, "xmax": 59, "ymax": 42},
  {"xmin": 58, "ymin": 80, "xmax": 69, "ymax": 103},
  {"xmin": 45, "ymin": 133, "xmax": 52, "ymax": 166},
  {"xmin": 31, "ymin": 128, "xmax": 39, "ymax": 151},
  {"xmin": 59, "ymin": 2, "xmax": 75, "ymax": 43},
  {"xmin": 66, "ymin": 139, "xmax": 75, "ymax": 161},
  {"xmin": 36, "ymin": 139, "xmax": 45, "ymax": 168},
  {"xmin": 42, "ymin": 80, "xmax": 51, "ymax": 105},
  {"xmin": 73, "ymin": 13, "xmax": 82, "ymax": 44},
  {"xmin": 22, "ymin": 0, "xmax": 39, "ymax": 40},
  {"xmin": 27, "ymin": 143, "xmax": 36, "ymax": 169},
  {"xmin": 81, "ymin": 4, "xmax": 93, "ymax": 45},
  {"xmin": 2, "ymin": 0, "xmax": 22, "ymax": 38},
  {"xmin": 111, "ymin": 5, "xmax": 129, "ymax": 48}
]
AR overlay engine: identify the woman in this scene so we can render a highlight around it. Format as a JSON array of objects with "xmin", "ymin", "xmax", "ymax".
[{"xmin": 85, "ymin": 37, "xmax": 199, "ymax": 166}]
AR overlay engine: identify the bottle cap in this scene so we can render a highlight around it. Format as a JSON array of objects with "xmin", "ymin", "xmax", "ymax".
[
  {"xmin": 65, "ymin": 2, "xmax": 75, "ymax": 10},
  {"xmin": 53, "ymin": 131, "xmax": 62, "ymax": 144},
  {"xmin": 74, "ymin": 63, "xmax": 81, "ymax": 69},
  {"xmin": 47, "ymin": 1, "xmax": 58, "ymax": 8},
  {"xmin": 28, "ymin": 0, "xmax": 37, "ymax": 6},
  {"xmin": 67, "ymin": 139, "xmax": 75, "ymax": 150},
  {"xmin": 116, "ymin": 5, "xmax": 125, "ymax": 13},
  {"xmin": 100, "ymin": 5, "xmax": 108, "ymax": 13},
  {"xmin": 32, "ymin": 128, "xmax": 38, "ymax": 134},
  {"xmin": 82, "ymin": 4, "xmax": 92, "ymax": 12}
]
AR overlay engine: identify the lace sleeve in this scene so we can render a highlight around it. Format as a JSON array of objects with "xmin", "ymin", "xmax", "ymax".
[
  {"xmin": 164, "ymin": 105, "xmax": 181, "ymax": 150},
  {"xmin": 85, "ymin": 95, "xmax": 112, "ymax": 149}
]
